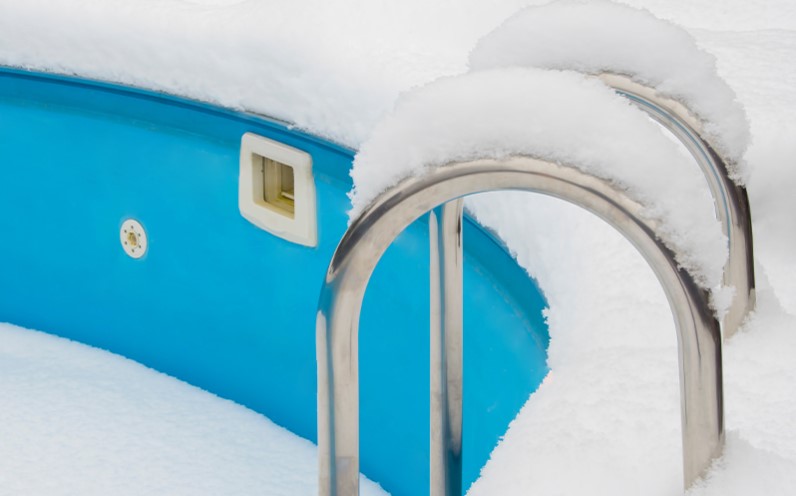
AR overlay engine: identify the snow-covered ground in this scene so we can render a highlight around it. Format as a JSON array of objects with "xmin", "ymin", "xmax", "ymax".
[
  {"xmin": 1, "ymin": 0, "xmax": 795, "ymax": 495},
  {"xmin": 0, "ymin": 323, "xmax": 387, "ymax": 496}
]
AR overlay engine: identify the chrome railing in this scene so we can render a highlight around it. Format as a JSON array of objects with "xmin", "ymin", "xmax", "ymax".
[
  {"xmin": 317, "ymin": 156, "xmax": 724, "ymax": 495},
  {"xmin": 599, "ymin": 73, "xmax": 755, "ymax": 338},
  {"xmin": 429, "ymin": 199, "xmax": 464, "ymax": 496}
]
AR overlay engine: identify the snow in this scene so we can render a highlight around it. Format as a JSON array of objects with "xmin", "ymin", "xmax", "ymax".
[
  {"xmin": 695, "ymin": 28, "xmax": 796, "ymax": 316},
  {"xmin": 0, "ymin": 322, "xmax": 386, "ymax": 496},
  {"xmin": 468, "ymin": 1, "xmax": 750, "ymax": 175},
  {"xmin": 0, "ymin": 0, "xmax": 528, "ymax": 148},
  {"xmin": 463, "ymin": 191, "xmax": 796, "ymax": 495},
  {"xmin": 1, "ymin": 0, "xmax": 796, "ymax": 495},
  {"xmin": 349, "ymin": 68, "xmax": 726, "ymax": 293}
]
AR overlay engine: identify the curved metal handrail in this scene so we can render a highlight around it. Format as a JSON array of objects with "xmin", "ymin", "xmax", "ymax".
[
  {"xmin": 317, "ymin": 156, "xmax": 724, "ymax": 495},
  {"xmin": 598, "ymin": 73, "xmax": 755, "ymax": 338},
  {"xmin": 429, "ymin": 199, "xmax": 464, "ymax": 496}
]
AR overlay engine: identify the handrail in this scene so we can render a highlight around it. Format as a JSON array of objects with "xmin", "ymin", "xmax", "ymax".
[
  {"xmin": 317, "ymin": 156, "xmax": 724, "ymax": 495},
  {"xmin": 598, "ymin": 73, "xmax": 755, "ymax": 338},
  {"xmin": 429, "ymin": 200, "xmax": 464, "ymax": 496}
]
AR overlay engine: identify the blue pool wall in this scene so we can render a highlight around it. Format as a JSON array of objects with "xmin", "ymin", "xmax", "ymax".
[{"xmin": 0, "ymin": 68, "xmax": 549, "ymax": 495}]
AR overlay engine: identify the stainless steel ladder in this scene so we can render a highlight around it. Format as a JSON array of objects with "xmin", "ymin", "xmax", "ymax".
[{"xmin": 317, "ymin": 156, "xmax": 725, "ymax": 495}]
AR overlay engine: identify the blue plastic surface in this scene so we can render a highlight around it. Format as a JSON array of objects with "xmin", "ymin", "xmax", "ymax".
[{"xmin": 0, "ymin": 68, "xmax": 549, "ymax": 495}]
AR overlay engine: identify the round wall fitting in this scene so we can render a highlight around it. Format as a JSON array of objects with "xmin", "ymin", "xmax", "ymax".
[{"xmin": 120, "ymin": 219, "xmax": 148, "ymax": 259}]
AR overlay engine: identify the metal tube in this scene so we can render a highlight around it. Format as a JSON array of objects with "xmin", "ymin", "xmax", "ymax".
[
  {"xmin": 317, "ymin": 156, "xmax": 724, "ymax": 495},
  {"xmin": 599, "ymin": 73, "xmax": 755, "ymax": 338},
  {"xmin": 429, "ymin": 200, "xmax": 464, "ymax": 496}
]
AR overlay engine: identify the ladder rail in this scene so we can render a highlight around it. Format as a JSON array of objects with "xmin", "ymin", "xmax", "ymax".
[
  {"xmin": 429, "ymin": 200, "xmax": 464, "ymax": 496},
  {"xmin": 317, "ymin": 156, "xmax": 724, "ymax": 495},
  {"xmin": 599, "ymin": 73, "xmax": 755, "ymax": 338}
]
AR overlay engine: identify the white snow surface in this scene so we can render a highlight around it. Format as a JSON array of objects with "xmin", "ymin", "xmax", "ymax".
[
  {"xmin": 349, "ymin": 68, "xmax": 727, "ymax": 292},
  {"xmin": 0, "ymin": 0, "xmax": 529, "ymax": 148},
  {"xmin": 2, "ymin": 0, "xmax": 796, "ymax": 495},
  {"xmin": 468, "ymin": 0, "xmax": 751, "ymax": 176},
  {"xmin": 0, "ymin": 322, "xmax": 386, "ymax": 496}
]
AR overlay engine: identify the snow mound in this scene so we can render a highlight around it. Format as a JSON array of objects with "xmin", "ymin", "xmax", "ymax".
[
  {"xmin": 468, "ymin": 0, "xmax": 750, "ymax": 179},
  {"xmin": 0, "ymin": 0, "xmax": 530, "ymax": 148},
  {"xmin": 350, "ymin": 68, "xmax": 726, "ymax": 291},
  {"xmin": 0, "ymin": 322, "xmax": 386, "ymax": 496}
]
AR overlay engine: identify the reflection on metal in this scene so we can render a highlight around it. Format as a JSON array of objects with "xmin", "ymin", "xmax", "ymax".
[
  {"xmin": 599, "ymin": 73, "xmax": 755, "ymax": 339},
  {"xmin": 429, "ymin": 200, "xmax": 464, "ymax": 496},
  {"xmin": 317, "ymin": 156, "xmax": 724, "ymax": 495}
]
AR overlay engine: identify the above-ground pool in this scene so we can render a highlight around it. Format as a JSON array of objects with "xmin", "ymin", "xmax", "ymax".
[{"xmin": 0, "ymin": 68, "xmax": 549, "ymax": 495}]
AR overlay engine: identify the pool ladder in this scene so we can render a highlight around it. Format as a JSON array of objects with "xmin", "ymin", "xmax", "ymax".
[
  {"xmin": 317, "ymin": 80, "xmax": 754, "ymax": 495},
  {"xmin": 599, "ymin": 73, "xmax": 756, "ymax": 340}
]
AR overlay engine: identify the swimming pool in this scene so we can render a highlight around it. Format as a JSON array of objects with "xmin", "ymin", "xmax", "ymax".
[{"xmin": 0, "ymin": 67, "xmax": 549, "ymax": 495}]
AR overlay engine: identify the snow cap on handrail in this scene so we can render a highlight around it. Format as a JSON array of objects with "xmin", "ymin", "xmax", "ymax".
[
  {"xmin": 468, "ymin": 0, "xmax": 750, "ymax": 181},
  {"xmin": 350, "ymin": 68, "xmax": 727, "ymax": 291}
]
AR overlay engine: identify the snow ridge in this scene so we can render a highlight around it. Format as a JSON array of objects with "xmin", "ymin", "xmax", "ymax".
[
  {"xmin": 350, "ymin": 68, "xmax": 726, "ymax": 291},
  {"xmin": 469, "ymin": 0, "xmax": 751, "ymax": 181}
]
